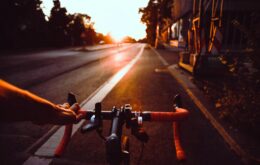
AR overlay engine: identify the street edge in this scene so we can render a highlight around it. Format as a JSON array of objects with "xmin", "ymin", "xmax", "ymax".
[{"xmin": 152, "ymin": 48, "xmax": 257, "ymax": 165}]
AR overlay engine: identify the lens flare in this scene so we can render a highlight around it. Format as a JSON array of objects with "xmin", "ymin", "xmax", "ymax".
[
  {"xmin": 114, "ymin": 53, "xmax": 123, "ymax": 62},
  {"xmin": 111, "ymin": 33, "xmax": 125, "ymax": 43}
]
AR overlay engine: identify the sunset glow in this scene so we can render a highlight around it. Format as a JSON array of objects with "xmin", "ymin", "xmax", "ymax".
[{"xmin": 42, "ymin": 0, "xmax": 148, "ymax": 40}]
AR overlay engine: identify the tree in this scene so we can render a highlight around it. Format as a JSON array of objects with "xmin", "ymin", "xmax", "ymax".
[
  {"xmin": 48, "ymin": 0, "xmax": 70, "ymax": 46},
  {"xmin": 67, "ymin": 13, "xmax": 89, "ymax": 46},
  {"xmin": 139, "ymin": 1, "xmax": 158, "ymax": 46},
  {"xmin": 122, "ymin": 36, "xmax": 136, "ymax": 43},
  {"xmin": 48, "ymin": 1, "xmax": 98, "ymax": 46},
  {"xmin": 139, "ymin": 0, "xmax": 173, "ymax": 46},
  {"xmin": 81, "ymin": 18, "xmax": 97, "ymax": 45},
  {"xmin": 0, "ymin": 0, "xmax": 99, "ymax": 50},
  {"xmin": 0, "ymin": 0, "xmax": 48, "ymax": 50}
]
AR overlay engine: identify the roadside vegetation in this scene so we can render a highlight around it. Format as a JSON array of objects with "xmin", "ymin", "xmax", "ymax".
[
  {"xmin": 140, "ymin": 0, "xmax": 260, "ymax": 139},
  {"xmin": 194, "ymin": 16, "xmax": 260, "ymax": 138},
  {"xmin": 0, "ymin": 0, "xmax": 125, "ymax": 51}
]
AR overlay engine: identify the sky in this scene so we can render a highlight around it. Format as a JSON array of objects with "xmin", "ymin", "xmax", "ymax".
[{"xmin": 41, "ymin": 0, "xmax": 149, "ymax": 40}]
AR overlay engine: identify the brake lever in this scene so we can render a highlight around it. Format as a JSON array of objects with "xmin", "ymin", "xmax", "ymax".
[
  {"xmin": 81, "ymin": 115, "xmax": 101, "ymax": 133},
  {"xmin": 131, "ymin": 118, "xmax": 149, "ymax": 143},
  {"xmin": 173, "ymin": 94, "xmax": 182, "ymax": 108},
  {"xmin": 81, "ymin": 103, "xmax": 105, "ymax": 140}
]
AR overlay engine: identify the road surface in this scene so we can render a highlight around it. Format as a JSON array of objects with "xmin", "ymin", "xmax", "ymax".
[{"xmin": 0, "ymin": 44, "xmax": 242, "ymax": 165}]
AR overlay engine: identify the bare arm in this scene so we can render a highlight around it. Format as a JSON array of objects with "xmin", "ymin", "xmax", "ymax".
[{"xmin": 0, "ymin": 80, "xmax": 80, "ymax": 125}]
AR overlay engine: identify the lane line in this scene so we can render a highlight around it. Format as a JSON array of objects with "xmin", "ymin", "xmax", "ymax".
[
  {"xmin": 167, "ymin": 65, "xmax": 249, "ymax": 163},
  {"xmin": 24, "ymin": 126, "xmax": 59, "ymax": 153},
  {"xmin": 151, "ymin": 47, "xmax": 169, "ymax": 66},
  {"xmin": 23, "ymin": 44, "xmax": 145, "ymax": 165}
]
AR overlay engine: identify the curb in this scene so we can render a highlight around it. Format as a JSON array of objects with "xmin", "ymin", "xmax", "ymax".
[
  {"xmin": 151, "ymin": 47, "xmax": 259, "ymax": 165},
  {"xmin": 167, "ymin": 64, "xmax": 260, "ymax": 165}
]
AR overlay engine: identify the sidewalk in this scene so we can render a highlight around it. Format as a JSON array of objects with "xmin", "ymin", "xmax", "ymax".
[
  {"xmin": 162, "ymin": 43, "xmax": 185, "ymax": 52},
  {"xmin": 155, "ymin": 47, "xmax": 260, "ymax": 165}
]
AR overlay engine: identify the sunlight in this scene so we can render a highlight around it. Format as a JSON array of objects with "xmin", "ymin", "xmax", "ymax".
[
  {"xmin": 42, "ymin": 0, "xmax": 149, "ymax": 40},
  {"xmin": 114, "ymin": 53, "xmax": 123, "ymax": 62},
  {"xmin": 111, "ymin": 32, "xmax": 125, "ymax": 43}
]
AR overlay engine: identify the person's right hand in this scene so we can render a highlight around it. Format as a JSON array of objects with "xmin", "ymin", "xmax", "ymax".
[
  {"xmin": 0, "ymin": 80, "xmax": 86, "ymax": 125},
  {"xmin": 49, "ymin": 103, "xmax": 86, "ymax": 125}
]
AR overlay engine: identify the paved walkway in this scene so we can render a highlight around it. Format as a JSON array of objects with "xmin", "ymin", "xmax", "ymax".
[{"xmin": 155, "ymin": 46, "xmax": 260, "ymax": 165}]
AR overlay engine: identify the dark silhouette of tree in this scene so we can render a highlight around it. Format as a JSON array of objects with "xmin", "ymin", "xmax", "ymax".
[
  {"xmin": 67, "ymin": 14, "xmax": 89, "ymax": 46},
  {"xmin": 139, "ymin": 1, "xmax": 159, "ymax": 46},
  {"xmin": 159, "ymin": 0, "xmax": 172, "ymax": 21},
  {"xmin": 0, "ymin": 0, "xmax": 100, "ymax": 50},
  {"xmin": 48, "ymin": 0, "xmax": 70, "ymax": 46},
  {"xmin": 139, "ymin": 0, "xmax": 173, "ymax": 46},
  {"xmin": 67, "ymin": 13, "xmax": 99, "ymax": 46},
  {"xmin": 48, "ymin": 0, "xmax": 98, "ymax": 47},
  {"xmin": 83, "ymin": 22, "xmax": 97, "ymax": 45},
  {"xmin": 0, "ymin": 0, "xmax": 48, "ymax": 50},
  {"xmin": 122, "ymin": 36, "xmax": 136, "ymax": 43}
]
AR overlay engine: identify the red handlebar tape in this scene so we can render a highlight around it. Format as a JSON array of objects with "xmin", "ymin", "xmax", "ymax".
[
  {"xmin": 150, "ymin": 108, "xmax": 189, "ymax": 121},
  {"xmin": 173, "ymin": 122, "xmax": 186, "ymax": 161},
  {"xmin": 172, "ymin": 108, "xmax": 188, "ymax": 161},
  {"xmin": 54, "ymin": 124, "xmax": 72, "ymax": 157},
  {"xmin": 54, "ymin": 108, "xmax": 189, "ymax": 157}
]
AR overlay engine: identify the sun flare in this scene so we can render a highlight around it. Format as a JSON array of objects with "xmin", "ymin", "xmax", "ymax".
[{"xmin": 42, "ymin": 0, "xmax": 148, "ymax": 40}]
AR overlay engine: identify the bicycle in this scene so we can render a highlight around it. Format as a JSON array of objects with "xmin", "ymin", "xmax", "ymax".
[{"xmin": 54, "ymin": 93, "xmax": 189, "ymax": 165}]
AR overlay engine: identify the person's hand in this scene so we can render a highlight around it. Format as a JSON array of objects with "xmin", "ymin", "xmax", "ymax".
[
  {"xmin": 48, "ymin": 103, "xmax": 86, "ymax": 125},
  {"xmin": 0, "ymin": 80, "xmax": 85, "ymax": 125}
]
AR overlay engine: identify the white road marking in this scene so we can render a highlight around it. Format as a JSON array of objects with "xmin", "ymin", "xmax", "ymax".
[
  {"xmin": 23, "ymin": 44, "xmax": 145, "ymax": 165},
  {"xmin": 151, "ymin": 47, "xmax": 169, "ymax": 66},
  {"xmin": 153, "ymin": 47, "xmax": 251, "ymax": 164}
]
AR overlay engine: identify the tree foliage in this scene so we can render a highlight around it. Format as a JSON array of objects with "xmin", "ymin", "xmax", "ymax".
[
  {"xmin": 0, "ymin": 0, "xmax": 48, "ymax": 49},
  {"xmin": 139, "ymin": 1, "xmax": 158, "ymax": 46},
  {"xmin": 139, "ymin": 0, "xmax": 173, "ymax": 46},
  {"xmin": 0, "ymin": 0, "xmax": 100, "ymax": 50},
  {"xmin": 48, "ymin": 0, "xmax": 70, "ymax": 46}
]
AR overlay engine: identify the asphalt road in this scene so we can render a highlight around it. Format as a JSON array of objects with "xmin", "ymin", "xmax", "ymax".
[{"xmin": 0, "ymin": 44, "xmax": 242, "ymax": 165}]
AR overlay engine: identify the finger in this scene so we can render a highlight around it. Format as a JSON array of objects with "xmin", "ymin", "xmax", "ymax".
[
  {"xmin": 75, "ymin": 111, "xmax": 87, "ymax": 123},
  {"xmin": 57, "ymin": 103, "xmax": 69, "ymax": 109},
  {"xmin": 62, "ymin": 103, "xmax": 70, "ymax": 109},
  {"xmin": 51, "ymin": 104, "xmax": 77, "ymax": 124},
  {"xmin": 56, "ymin": 110, "xmax": 77, "ymax": 125},
  {"xmin": 70, "ymin": 103, "xmax": 80, "ymax": 113}
]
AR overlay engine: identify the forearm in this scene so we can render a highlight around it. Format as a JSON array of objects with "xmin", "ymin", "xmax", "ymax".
[{"xmin": 0, "ymin": 80, "xmax": 57, "ymax": 122}]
